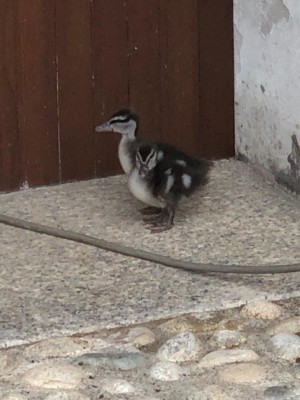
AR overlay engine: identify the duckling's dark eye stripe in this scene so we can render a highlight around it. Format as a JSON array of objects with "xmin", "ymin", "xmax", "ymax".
[
  {"xmin": 110, "ymin": 117, "xmax": 131, "ymax": 124},
  {"xmin": 145, "ymin": 149, "xmax": 156, "ymax": 163},
  {"xmin": 136, "ymin": 152, "xmax": 144, "ymax": 164}
]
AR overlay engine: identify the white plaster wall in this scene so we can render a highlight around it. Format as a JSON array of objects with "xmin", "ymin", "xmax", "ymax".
[{"xmin": 234, "ymin": 0, "xmax": 300, "ymax": 190}]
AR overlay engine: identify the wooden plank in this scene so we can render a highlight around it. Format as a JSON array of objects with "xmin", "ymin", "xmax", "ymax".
[
  {"xmin": 127, "ymin": 0, "xmax": 161, "ymax": 141},
  {"xmin": 17, "ymin": 0, "xmax": 59, "ymax": 187},
  {"xmin": 198, "ymin": 0, "xmax": 235, "ymax": 158},
  {"xmin": 158, "ymin": 0, "xmax": 169, "ymax": 144},
  {"xmin": 0, "ymin": 0, "xmax": 22, "ymax": 192},
  {"xmin": 57, "ymin": 0, "xmax": 95, "ymax": 181},
  {"xmin": 92, "ymin": 0, "xmax": 129, "ymax": 176},
  {"xmin": 161, "ymin": 0, "xmax": 200, "ymax": 156}
]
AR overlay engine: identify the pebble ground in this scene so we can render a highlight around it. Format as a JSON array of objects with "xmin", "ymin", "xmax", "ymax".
[{"xmin": 0, "ymin": 298, "xmax": 300, "ymax": 400}]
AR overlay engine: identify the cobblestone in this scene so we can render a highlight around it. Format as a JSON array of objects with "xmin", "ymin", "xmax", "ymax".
[{"xmin": 0, "ymin": 298, "xmax": 299, "ymax": 399}]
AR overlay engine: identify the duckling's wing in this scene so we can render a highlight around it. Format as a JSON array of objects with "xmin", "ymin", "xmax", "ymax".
[
  {"xmin": 157, "ymin": 142, "xmax": 211, "ymax": 170},
  {"xmin": 153, "ymin": 158, "xmax": 212, "ymax": 201}
]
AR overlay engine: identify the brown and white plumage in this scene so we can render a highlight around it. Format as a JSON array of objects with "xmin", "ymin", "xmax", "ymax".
[
  {"xmin": 95, "ymin": 109, "xmax": 212, "ymax": 232},
  {"xmin": 131, "ymin": 142, "xmax": 211, "ymax": 232}
]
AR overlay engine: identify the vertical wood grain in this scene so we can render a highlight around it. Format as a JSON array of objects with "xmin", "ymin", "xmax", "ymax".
[{"xmin": 56, "ymin": 0, "xmax": 95, "ymax": 181}]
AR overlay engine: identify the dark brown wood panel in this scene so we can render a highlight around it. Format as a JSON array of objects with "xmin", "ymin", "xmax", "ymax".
[
  {"xmin": 0, "ymin": 0, "xmax": 235, "ymax": 192},
  {"xmin": 161, "ymin": 0, "xmax": 200, "ymax": 157},
  {"xmin": 198, "ymin": 0, "xmax": 235, "ymax": 158},
  {"xmin": 127, "ymin": 0, "xmax": 161, "ymax": 141},
  {"xmin": 17, "ymin": 0, "xmax": 59, "ymax": 187},
  {"xmin": 0, "ymin": 0, "xmax": 22, "ymax": 192},
  {"xmin": 57, "ymin": 0, "xmax": 95, "ymax": 181},
  {"xmin": 93, "ymin": 0, "xmax": 129, "ymax": 176},
  {"xmin": 158, "ymin": 0, "xmax": 169, "ymax": 143}
]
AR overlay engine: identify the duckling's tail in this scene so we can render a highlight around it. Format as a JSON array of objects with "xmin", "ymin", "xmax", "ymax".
[{"xmin": 193, "ymin": 158, "xmax": 213, "ymax": 188}]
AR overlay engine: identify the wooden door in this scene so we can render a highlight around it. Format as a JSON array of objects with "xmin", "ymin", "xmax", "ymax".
[{"xmin": 0, "ymin": 0, "xmax": 234, "ymax": 192}]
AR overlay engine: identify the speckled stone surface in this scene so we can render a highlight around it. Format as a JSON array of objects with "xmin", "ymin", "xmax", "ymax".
[
  {"xmin": 0, "ymin": 160, "xmax": 299, "ymax": 266},
  {"xmin": 0, "ymin": 160, "xmax": 299, "ymax": 347}
]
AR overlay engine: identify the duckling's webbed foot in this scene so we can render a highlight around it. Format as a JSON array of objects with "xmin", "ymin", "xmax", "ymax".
[
  {"xmin": 144, "ymin": 206, "xmax": 175, "ymax": 233},
  {"xmin": 139, "ymin": 206, "xmax": 162, "ymax": 216},
  {"xmin": 143, "ymin": 209, "xmax": 166, "ymax": 224}
]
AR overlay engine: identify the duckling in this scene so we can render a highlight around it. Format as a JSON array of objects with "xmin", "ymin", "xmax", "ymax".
[
  {"xmin": 95, "ymin": 109, "xmax": 212, "ymax": 230},
  {"xmin": 95, "ymin": 109, "xmax": 139, "ymax": 175},
  {"xmin": 129, "ymin": 142, "xmax": 211, "ymax": 233}
]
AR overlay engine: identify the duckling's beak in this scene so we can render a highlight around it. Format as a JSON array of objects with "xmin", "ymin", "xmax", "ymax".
[{"xmin": 95, "ymin": 121, "xmax": 113, "ymax": 132}]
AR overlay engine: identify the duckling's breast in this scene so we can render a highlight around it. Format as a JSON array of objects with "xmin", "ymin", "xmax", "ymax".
[
  {"xmin": 118, "ymin": 137, "xmax": 134, "ymax": 175},
  {"xmin": 128, "ymin": 169, "xmax": 165, "ymax": 208}
]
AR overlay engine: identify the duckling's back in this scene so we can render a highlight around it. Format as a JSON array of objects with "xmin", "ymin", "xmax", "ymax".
[{"xmin": 153, "ymin": 155, "xmax": 212, "ymax": 200}]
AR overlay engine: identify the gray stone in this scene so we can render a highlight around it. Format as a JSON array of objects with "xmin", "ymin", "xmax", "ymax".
[
  {"xmin": 241, "ymin": 300, "xmax": 283, "ymax": 320},
  {"xmin": 136, "ymin": 398, "xmax": 160, "ymax": 400},
  {"xmin": 209, "ymin": 330, "xmax": 247, "ymax": 349},
  {"xmin": 189, "ymin": 385, "xmax": 235, "ymax": 400},
  {"xmin": 158, "ymin": 316, "xmax": 197, "ymax": 334},
  {"xmin": 127, "ymin": 327, "xmax": 156, "ymax": 348},
  {"xmin": 44, "ymin": 392, "xmax": 91, "ymax": 400},
  {"xmin": 288, "ymin": 387, "xmax": 300, "ymax": 399},
  {"xmin": 24, "ymin": 337, "xmax": 92, "ymax": 360},
  {"xmin": 270, "ymin": 333, "xmax": 300, "ymax": 361},
  {"xmin": 219, "ymin": 363, "xmax": 266, "ymax": 383},
  {"xmin": 157, "ymin": 332, "xmax": 202, "ymax": 363},
  {"xmin": 295, "ymin": 364, "xmax": 300, "ymax": 379},
  {"xmin": 0, "ymin": 351, "xmax": 20, "ymax": 375},
  {"xmin": 264, "ymin": 386, "xmax": 290, "ymax": 399},
  {"xmin": 199, "ymin": 349, "xmax": 259, "ymax": 368},
  {"xmin": 150, "ymin": 361, "xmax": 180, "ymax": 381},
  {"xmin": 2, "ymin": 395, "xmax": 27, "ymax": 400},
  {"xmin": 76, "ymin": 351, "xmax": 146, "ymax": 370},
  {"xmin": 22, "ymin": 364, "xmax": 85, "ymax": 389},
  {"xmin": 267, "ymin": 317, "xmax": 300, "ymax": 336},
  {"xmin": 101, "ymin": 379, "xmax": 136, "ymax": 394}
]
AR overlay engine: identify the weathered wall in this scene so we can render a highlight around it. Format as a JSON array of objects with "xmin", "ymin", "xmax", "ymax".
[{"xmin": 234, "ymin": 0, "xmax": 300, "ymax": 194}]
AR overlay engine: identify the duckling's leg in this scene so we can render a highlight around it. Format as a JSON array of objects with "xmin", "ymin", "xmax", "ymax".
[
  {"xmin": 144, "ymin": 203, "xmax": 176, "ymax": 233},
  {"xmin": 139, "ymin": 206, "xmax": 162, "ymax": 216}
]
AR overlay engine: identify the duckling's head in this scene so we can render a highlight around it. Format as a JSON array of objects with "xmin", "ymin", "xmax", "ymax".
[
  {"xmin": 136, "ymin": 144, "xmax": 158, "ymax": 178},
  {"xmin": 95, "ymin": 109, "xmax": 139, "ymax": 139}
]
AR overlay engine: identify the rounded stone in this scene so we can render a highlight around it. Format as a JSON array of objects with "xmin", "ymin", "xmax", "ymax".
[
  {"xmin": 76, "ymin": 351, "xmax": 146, "ymax": 370},
  {"xmin": 137, "ymin": 398, "xmax": 160, "ymax": 400},
  {"xmin": 199, "ymin": 349, "xmax": 259, "ymax": 368},
  {"xmin": 270, "ymin": 333, "xmax": 300, "ymax": 361},
  {"xmin": 241, "ymin": 300, "xmax": 283, "ymax": 320},
  {"xmin": 2, "ymin": 394, "xmax": 27, "ymax": 400},
  {"xmin": 157, "ymin": 332, "xmax": 201, "ymax": 363},
  {"xmin": 127, "ymin": 327, "xmax": 156, "ymax": 348},
  {"xmin": 267, "ymin": 317, "xmax": 300, "ymax": 336},
  {"xmin": 22, "ymin": 364, "xmax": 85, "ymax": 389},
  {"xmin": 264, "ymin": 386, "xmax": 290, "ymax": 399},
  {"xmin": 150, "ymin": 361, "xmax": 180, "ymax": 381},
  {"xmin": 189, "ymin": 385, "xmax": 234, "ymax": 400},
  {"xmin": 24, "ymin": 337, "xmax": 92, "ymax": 360},
  {"xmin": 289, "ymin": 388, "xmax": 300, "ymax": 398},
  {"xmin": 44, "ymin": 392, "xmax": 90, "ymax": 400},
  {"xmin": 209, "ymin": 330, "xmax": 247, "ymax": 349},
  {"xmin": 102, "ymin": 379, "xmax": 136, "ymax": 395},
  {"xmin": 219, "ymin": 363, "xmax": 266, "ymax": 384},
  {"xmin": 158, "ymin": 317, "xmax": 197, "ymax": 334},
  {"xmin": 0, "ymin": 352, "xmax": 20, "ymax": 375}
]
